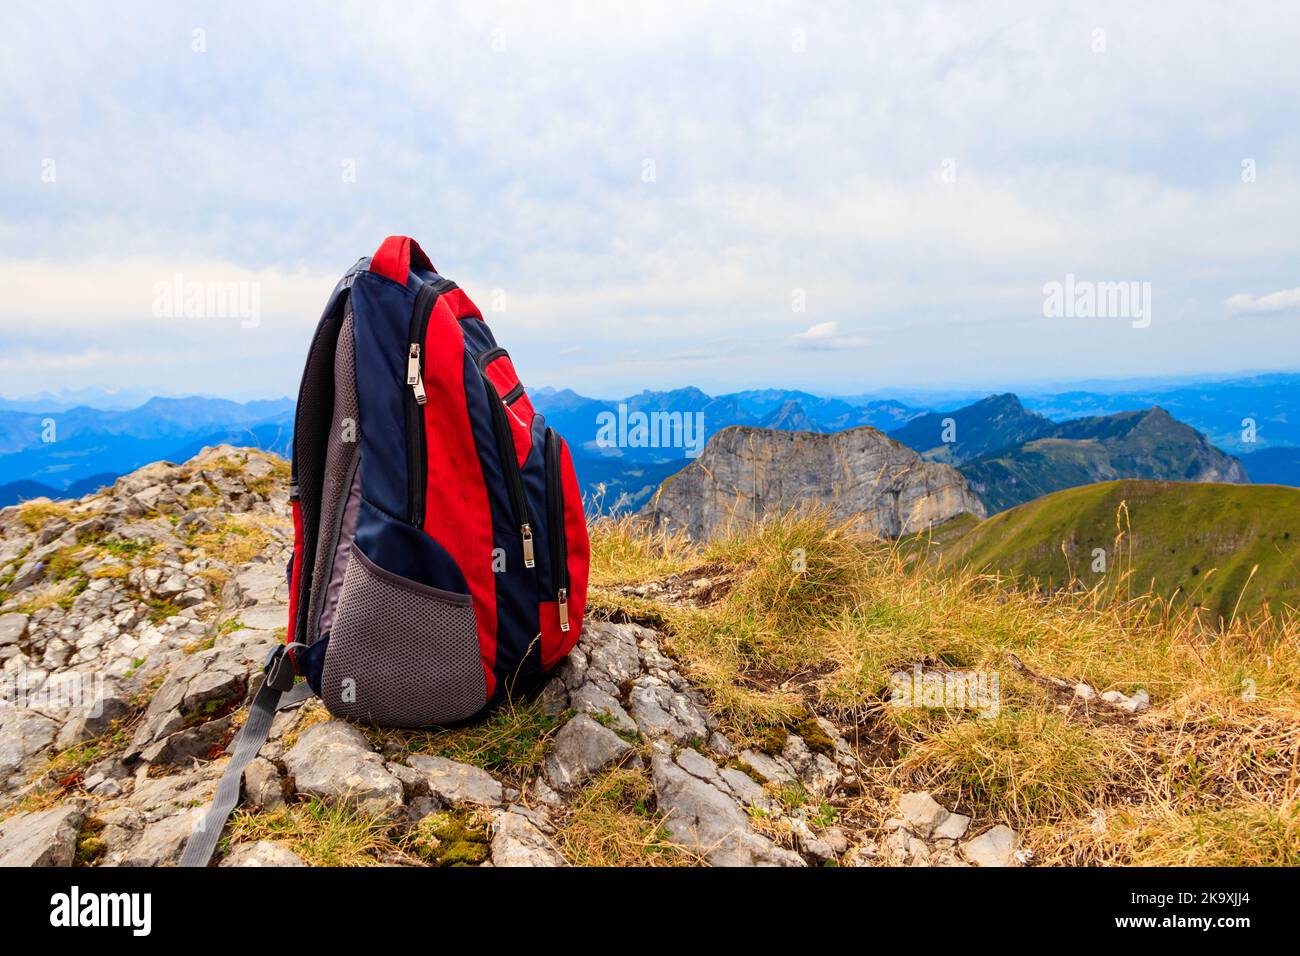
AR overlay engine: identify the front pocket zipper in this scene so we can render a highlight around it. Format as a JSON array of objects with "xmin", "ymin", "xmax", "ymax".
[
  {"xmin": 484, "ymin": 375, "xmax": 534, "ymax": 567},
  {"xmin": 403, "ymin": 278, "xmax": 455, "ymax": 526},
  {"xmin": 545, "ymin": 427, "xmax": 570, "ymax": 631}
]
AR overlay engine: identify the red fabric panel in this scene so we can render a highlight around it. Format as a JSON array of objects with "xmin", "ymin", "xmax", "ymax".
[
  {"xmin": 420, "ymin": 301, "xmax": 498, "ymax": 697},
  {"xmin": 484, "ymin": 355, "xmax": 535, "ymax": 469},
  {"xmin": 483, "ymin": 353, "xmax": 519, "ymax": 396},
  {"xmin": 505, "ymin": 392, "xmax": 535, "ymax": 469},
  {"xmin": 539, "ymin": 600, "xmax": 573, "ymax": 671},
  {"xmin": 440, "ymin": 288, "xmax": 482, "ymax": 320},
  {"xmin": 370, "ymin": 235, "xmax": 435, "ymax": 285},
  {"xmin": 541, "ymin": 437, "xmax": 590, "ymax": 670},
  {"xmin": 287, "ymin": 500, "xmax": 304, "ymax": 660}
]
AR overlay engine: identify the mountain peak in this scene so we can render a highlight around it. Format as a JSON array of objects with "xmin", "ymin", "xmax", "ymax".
[{"xmin": 643, "ymin": 424, "xmax": 984, "ymax": 539}]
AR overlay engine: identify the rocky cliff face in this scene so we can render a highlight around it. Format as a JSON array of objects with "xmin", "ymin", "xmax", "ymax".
[{"xmin": 641, "ymin": 425, "xmax": 987, "ymax": 540}]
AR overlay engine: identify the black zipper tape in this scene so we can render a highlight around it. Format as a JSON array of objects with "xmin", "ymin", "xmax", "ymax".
[
  {"xmin": 404, "ymin": 278, "xmax": 456, "ymax": 526},
  {"xmin": 545, "ymin": 427, "xmax": 570, "ymax": 630}
]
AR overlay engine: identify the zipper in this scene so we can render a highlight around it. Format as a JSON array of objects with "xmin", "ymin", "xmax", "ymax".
[
  {"xmin": 545, "ymin": 427, "xmax": 570, "ymax": 631},
  {"xmin": 403, "ymin": 279, "xmax": 455, "ymax": 526},
  {"xmin": 483, "ymin": 377, "xmax": 534, "ymax": 567}
]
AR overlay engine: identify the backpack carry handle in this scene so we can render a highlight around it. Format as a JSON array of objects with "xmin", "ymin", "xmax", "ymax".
[{"xmin": 370, "ymin": 235, "xmax": 435, "ymax": 285}]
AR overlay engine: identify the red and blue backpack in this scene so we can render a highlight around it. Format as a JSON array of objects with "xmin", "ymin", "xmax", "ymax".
[{"xmin": 182, "ymin": 236, "xmax": 589, "ymax": 865}]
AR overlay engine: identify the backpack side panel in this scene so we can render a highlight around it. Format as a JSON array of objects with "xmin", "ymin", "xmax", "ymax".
[{"xmin": 288, "ymin": 262, "xmax": 362, "ymax": 649}]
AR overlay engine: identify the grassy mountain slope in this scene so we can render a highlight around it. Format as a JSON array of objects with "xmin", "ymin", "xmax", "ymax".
[
  {"xmin": 960, "ymin": 407, "xmax": 1246, "ymax": 513},
  {"xmin": 937, "ymin": 479, "xmax": 1300, "ymax": 620}
]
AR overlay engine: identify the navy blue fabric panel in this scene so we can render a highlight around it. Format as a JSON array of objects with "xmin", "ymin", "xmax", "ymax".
[
  {"xmin": 509, "ymin": 426, "xmax": 548, "ymax": 685},
  {"xmin": 522, "ymin": 414, "xmax": 553, "ymax": 595},
  {"xmin": 350, "ymin": 272, "xmax": 415, "ymax": 519},
  {"xmin": 459, "ymin": 316, "xmax": 498, "ymax": 356},
  {"xmin": 299, "ymin": 634, "xmax": 329, "ymax": 696},
  {"xmin": 354, "ymin": 498, "xmax": 470, "ymax": 595},
  {"xmin": 461, "ymin": 351, "xmax": 515, "ymax": 536}
]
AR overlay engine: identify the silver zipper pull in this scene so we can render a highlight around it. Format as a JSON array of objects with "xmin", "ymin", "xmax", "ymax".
[
  {"xmin": 406, "ymin": 344, "xmax": 420, "ymax": 384},
  {"xmin": 407, "ymin": 344, "xmax": 427, "ymax": 405},
  {"xmin": 558, "ymin": 587, "xmax": 570, "ymax": 632},
  {"xmin": 521, "ymin": 523, "xmax": 535, "ymax": 568}
]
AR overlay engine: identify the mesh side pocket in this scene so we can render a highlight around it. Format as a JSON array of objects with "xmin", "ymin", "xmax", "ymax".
[{"xmin": 322, "ymin": 546, "xmax": 486, "ymax": 728}]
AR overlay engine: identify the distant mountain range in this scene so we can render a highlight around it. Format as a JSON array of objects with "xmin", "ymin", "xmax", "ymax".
[
  {"xmin": 887, "ymin": 393, "xmax": 1056, "ymax": 465},
  {"xmin": 889, "ymin": 395, "xmax": 1247, "ymax": 513},
  {"xmin": 0, "ymin": 397, "xmax": 293, "ymax": 505},
  {"xmin": 641, "ymin": 424, "xmax": 984, "ymax": 540},
  {"xmin": 1017, "ymin": 372, "xmax": 1300, "ymax": 454},
  {"xmin": 1238, "ymin": 446, "xmax": 1300, "ymax": 487},
  {"xmin": 2, "ymin": 372, "xmax": 1299, "ymax": 510},
  {"xmin": 526, "ymin": 386, "xmax": 921, "ymax": 511}
]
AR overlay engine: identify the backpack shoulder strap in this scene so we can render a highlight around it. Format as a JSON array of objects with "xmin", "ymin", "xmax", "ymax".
[{"xmin": 179, "ymin": 656, "xmax": 312, "ymax": 867}]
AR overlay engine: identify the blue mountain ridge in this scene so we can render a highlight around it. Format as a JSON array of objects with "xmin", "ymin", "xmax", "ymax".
[{"xmin": 2, "ymin": 373, "xmax": 1299, "ymax": 509}]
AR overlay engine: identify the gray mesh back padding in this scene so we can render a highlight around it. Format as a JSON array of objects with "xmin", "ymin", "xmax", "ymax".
[
  {"xmin": 305, "ymin": 307, "xmax": 360, "ymax": 646},
  {"xmin": 321, "ymin": 546, "xmax": 487, "ymax": 727}
]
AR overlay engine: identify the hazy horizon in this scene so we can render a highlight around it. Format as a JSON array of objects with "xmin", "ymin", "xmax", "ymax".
[{"xmin": 3, "ymin": 364, "xmax": 1300, "ymax": 411}]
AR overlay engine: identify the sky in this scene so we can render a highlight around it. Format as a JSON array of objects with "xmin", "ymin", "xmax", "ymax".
[{"xmin": 1, "ymin": 1, "xmax": 1298, "ymax": 401}]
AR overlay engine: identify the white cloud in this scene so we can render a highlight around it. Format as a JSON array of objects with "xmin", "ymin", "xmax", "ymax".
[
  {"xmin": 788, "ymin": 321, "xmax": 870, "ymax": 351},
  {"xmin": 1225, "ymin": 287, "xmax": 1300, "ymax": 315}
]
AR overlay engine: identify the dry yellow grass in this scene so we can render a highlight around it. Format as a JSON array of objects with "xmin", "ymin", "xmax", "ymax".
[
  {"xmin": 186, "ymin": 513, "xmax": 283, "ymax": 566},
  {"xmin": 555, "ymin": 766, "xmax": 696, "ymax": 867},
  {"xmin": 16, "ymin": 500, "xmax": 78, "ymax": 532},
  {"xmin": 587, "ymin": 508, "xmax": 1300, "ymax": 865},
  {"xmin": 227, "ymin": 799, "xmax": 399, "ymax": 867}
]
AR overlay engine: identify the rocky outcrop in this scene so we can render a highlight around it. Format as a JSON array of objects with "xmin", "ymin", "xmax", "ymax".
[
  {"xmin": 642, "ymin": 425, "xmax": 986, "ymax": 540},
  {"xmin": 283, "ymin": 722, "xmax": 403, "ymax": 815},
  {"xmin": 0, "ymin": 801, "xmax": 88, "ymax": 866}
]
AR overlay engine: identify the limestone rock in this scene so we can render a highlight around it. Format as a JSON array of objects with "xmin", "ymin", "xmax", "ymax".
[
  {"xmin": 650, "ymin": 750, "xmax": 804, "ymax": 867},
  {"xmin": 898, "ymin": 791, "xmax": 950, "ymax": 839},
  {"xmin": 934, "ymin": 810, "xmax": 972, "ymax": 840},
  {"xmin": 543, "ymin": 715, "xmax": 634, "ymax": 791},
  {"xmin": 112, "ymin": 811, "xmax": 201, "ymax": 867},
  {"xmin": 243, "ymin": 756, "xmax": 287, "ymax": 809},
  {"xmin": 641, "ymin": 425, "xmax": 985, "ymax": 540},
  {"xmin": 569, "ymin": 683, "xmax": 637, "ymax": 734},
  {"xmin": 406, "ymin": 755, "xmax": 503, "ymax": 806},
  {"xmin": 0, "ymin": 708, "xmax": 58, "ymax": 788},
  {"xmin": 738, "ymin": 749, "xmax": 797, "ymax": 787},
  {"xmin": 490, "ymin": 809, "xmax": 566, "ymax": 867},
  {"xmin": 628, "ymin": 676, "xmax": 709, "ymax": 743},
  {"xmin": 283, "ymin": 721, "xmax": 402, "ymax": 815},
  {"xmin": 221, "ymin": 841, "xmax": 308, "ymax": 867},
  {"xmin": 0, "ymin": 802, "xmax": 87, "ymax": 866},
  {"xmin": 127, "ymin": 642, "xmax": 261, "ymax": 757},
  {"xmin": 961, "ymin": 824, "xmax": 1020, "ymax": 867},
  {"xmin": 0, "ymin": 613, "xmax": 29, "ymax": 647}
]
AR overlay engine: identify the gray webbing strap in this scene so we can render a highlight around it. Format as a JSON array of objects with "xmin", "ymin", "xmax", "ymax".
[{"xmin": 179, "ymin": 676, "xmax": 314, "ymax": 867}]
